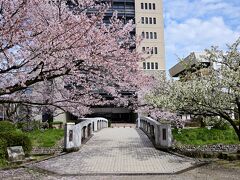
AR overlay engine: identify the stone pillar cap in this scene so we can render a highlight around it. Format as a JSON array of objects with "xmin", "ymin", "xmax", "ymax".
[{"xmin": 66, "ymin": 122, "xmax": 75, "ymax": 125}]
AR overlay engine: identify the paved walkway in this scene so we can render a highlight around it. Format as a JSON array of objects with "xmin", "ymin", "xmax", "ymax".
[
  {"xmin": 111, "ymin": 123, "xmax": 136, "ymax": 128},
  {"xmin": 30, "ymin": 128, "xmax": 197, "ymax": 175}
]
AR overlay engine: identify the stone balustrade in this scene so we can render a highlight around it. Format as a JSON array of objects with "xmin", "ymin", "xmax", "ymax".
[
  {"xmin": 64, "ymin": 117, "xmax": 108, "ymax": 151},
  {"xmin": 137, "ymin": 116, "xmax": 172, "ymax": 149}
]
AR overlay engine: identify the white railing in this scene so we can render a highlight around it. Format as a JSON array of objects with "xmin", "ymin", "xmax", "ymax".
[
  {"xmin": 64, "ymin": 117, "xmax": 108, "ymax": 151},
  {"xmin": 137, "ymin": 116, "xmax": 172, "ymax": 149}
]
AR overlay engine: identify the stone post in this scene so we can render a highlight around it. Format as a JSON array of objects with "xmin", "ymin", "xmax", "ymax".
[
  {"xmin": 94, "ymin": 120, "xmax": 98, "ymax": 131},
  {"xmin": 159, "ymin": 123, "xmax": 172, "ymax": 148},
  {"xmin": 154, "ymin": 124, "xmax": 161, "ymax": 147},
  {"xmin": 97, "ymin": 121, "xmax": 100, "ymax": 130},
  {"xmin": 64, "ymin": 123, "xmax": 75, "ymax": 151},
  {"xmin": 136, "ymin": 113, "xmax": 141, "ymax": 128}
]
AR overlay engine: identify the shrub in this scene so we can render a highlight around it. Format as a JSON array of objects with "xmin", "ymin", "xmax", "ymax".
[
  {"xmin": 52, "ymin": 121, "xmax": 63, "ymax": 125},
  {"xmin": 40, "ymin": 122, "xmax": 49, "ymax": 129},
  {"xmin": 0, "ymin": 121, "xmax": 16, "ymax": 132},
  {"xmin": 212, "ymin": 121, "xmax": 230, "ymax": 130},
  {"xmin": 17, "ymin": 121, "xmax": 41, "ymax": 132},
  {"xmin": 0, "ymin": 131, "xmax": 32, "ymax": 155},
  {"xmin": 202, "ymin": 117, "xmax": 230, "ymax": 130},
  {"xmin": 16, "ymin": 122, "xmax": 24, "ymax": 129},
  {"xmin": 0, "ymin": 137, "xmax": 7, "ymax": 159}
]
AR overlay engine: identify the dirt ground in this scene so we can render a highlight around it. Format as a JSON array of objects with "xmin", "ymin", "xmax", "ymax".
[{"xmin": 1, "ymin": 160, "xmax": 240, "ymax": 180}]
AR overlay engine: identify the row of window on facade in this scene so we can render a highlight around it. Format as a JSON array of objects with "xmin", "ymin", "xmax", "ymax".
[
  {"xmin": 142, "ymin": 31, "xmax": 157, "ymax": 39},
  {"xmin": 142, "ymin": 47, "xmax": 158, "ymax": 54},
  {"xmin": 141, "ymin": 17, "xmax": 156, "ymax": 24},
  {"xmin": 143, "ymin": 62, "xmax": 159, "ymax": 70},
  {"xmin": 141, "ymin": 3, "xmax": 156, "ymax": 10}
]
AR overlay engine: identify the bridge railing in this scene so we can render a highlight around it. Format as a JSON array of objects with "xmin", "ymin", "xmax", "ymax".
[
  {"xmin": 64, "ymin": 117, "xmax": 108, "ymax": 152},
  {"xmin": 137, "ymin": 116, "xmax": 172, "ymax": 149}
]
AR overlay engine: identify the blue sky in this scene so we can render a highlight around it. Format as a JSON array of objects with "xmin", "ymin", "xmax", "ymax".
[{"xmin": 163, "ymin": 0, "xmax": 240, "ymax": 73}]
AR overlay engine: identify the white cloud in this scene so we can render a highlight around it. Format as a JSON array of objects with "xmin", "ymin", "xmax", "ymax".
[
  {"xmin": 163, "ymin": 0, "xmax": 240, "ymax": 71},
  {"xmin": 164, "ymin": 0, "xmax": 240, "ymax": 22},
  {"xmin": 164, "ymin": 17, "xmax": 240, "ymax": 71}
]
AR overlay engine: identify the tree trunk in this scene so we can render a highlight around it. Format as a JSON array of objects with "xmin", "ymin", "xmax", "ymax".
[{"xmin": 222, "ymin": 115, "xmax": 240, "ymax": 141}]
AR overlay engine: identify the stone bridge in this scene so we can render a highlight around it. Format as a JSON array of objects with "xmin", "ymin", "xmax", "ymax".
[{"xmin": 30, "ymin": 117, "xmax": 199, "ymax": 175}]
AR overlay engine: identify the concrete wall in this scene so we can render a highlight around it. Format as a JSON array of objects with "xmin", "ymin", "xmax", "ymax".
[
  {"xmin": 64, "ymin": 117, "xmax": 108, "ymax": 151},
  {"xmin": 137, "ymin": 116, "xmax": 172, "ymax": 149},
  {"xmin": 53, "ymin": 109, "xmax": 67, "ymax": 124}
]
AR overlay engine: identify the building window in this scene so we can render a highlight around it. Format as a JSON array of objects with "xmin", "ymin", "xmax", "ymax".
[
  {"xmin": 145, "ymin": 3, "xmax": 148, "ymax": 9},
  {"xmin": 145, "ymin": 17, "xmax": 148, "ymax": 24},
  {"xmin": 142, "ymin": 31, "xmax": 145, "ymax": 38},
  {"xmin": 150, "ymin": 32, "xmax": 153, "ymax": 39},
  {"xmin": 69, "ymin": 130, "xmax": 73, "ymax": 141},
  {"xmin": 147, "ymin": 62, "xmax": 150, "ymax": 69},
  {"xmin": 151, "ymin": 48, "xmax": 154, "ymax": 54},
  {"xmin": 154, "ymin": 32, "xmax": 157, "ymax": 39},
  {"xmin": 153, "ymin": 3, "xmax": 156, "ymax": 10},
  {"xmin": 149, "ymin": 3, "xmax": 152, "ymax": 9},
  {"xmin": 141, "ymin": 3, "xmax": 144, "ymax": 9},
  {"xmin": 146, "ymin": 47, "xmax": 150, "ymax": 54},
  {"xmin": 143, "ymin": 62, "xmax": 146, "ymax": 69},
  {"xmin": 155, "ymin": 47, "xmax": 158, "ymax": 54},
  {"xmin": 141, "ymin": 17, "xmax": 144, "ymax": 24},
  {"xmin": 146, "ymin": 32, "xmax": 149, "ymax": 39},
  {"xmin": 149, "ymin": 17, "xmax": 152, "ymax": 24},
  {"xmin": 151, "ymin": 62, "xmax": 154, "ymax": 69},
  {"xmin": 162, "ymin": 128, "xmax": 167, "ymax": 140},
  {"xmin": 153, "ymin": 18, "xmax": 156, "ymax": 24},
  {"xmin": 155, "ymin": 62, "xmax": 158, "ymax": 69},
  {"xmin": 142, "ymin": 47, "xmax": 145, "ymax": 52}
]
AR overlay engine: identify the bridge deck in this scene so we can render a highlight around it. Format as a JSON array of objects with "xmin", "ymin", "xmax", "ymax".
[{"xmin": 32, "ymin": 128, "xmax": 198, "ymax": 175}]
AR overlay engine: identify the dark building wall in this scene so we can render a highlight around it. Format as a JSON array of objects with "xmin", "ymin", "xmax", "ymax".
[{"xmin": 103, "ymin": 0, "xmax": 135, "ymax": 24}]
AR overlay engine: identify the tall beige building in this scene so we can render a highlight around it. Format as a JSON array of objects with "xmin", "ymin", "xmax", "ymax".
[
  {"xmin": 135, "ymin": 0, "xmax": 166, "ymax": 75},
  {"xmin": 67, "ymin": 0, "xmax": 166, "ymax": 74}
]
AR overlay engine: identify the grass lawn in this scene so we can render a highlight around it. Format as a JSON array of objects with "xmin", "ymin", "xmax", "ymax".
[
  {"xmin": 26, "ymin": 129, "xmax": 64, "ymax": 147},
  {"xmin": 172, "ymin": 128, "xmax": 240, "ymax": 146}
]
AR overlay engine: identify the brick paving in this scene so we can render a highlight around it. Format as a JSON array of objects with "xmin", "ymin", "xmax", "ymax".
[
  {"xmin": 111, "ymin": 123, "xmax": 136, "ymax": 128},
  {"xmin": 30, "ymin": 128, "xmax": 197, "ymax": 175}
]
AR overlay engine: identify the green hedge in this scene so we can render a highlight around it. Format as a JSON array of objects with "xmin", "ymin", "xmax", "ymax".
[
  {"xmin": 0, "ymin": 121, "xmax": 16, "ymax": 132},
  {"xmin": 0, "ymin": 121, "xmax": 32, "ymax": 162},
  {"xmin": 0, "ymin": 131, "xmax": 32, "ymax": 157},
  {"xmin": 0, "ymin": 137, "xmax": 7, "ymax": 159}
]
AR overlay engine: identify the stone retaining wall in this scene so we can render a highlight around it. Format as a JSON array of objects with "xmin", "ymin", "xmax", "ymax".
[
  {"xmin": 174, "ymin": 144, "xmax": 240, "ymax": 153},
  {"xmin": 31, "ymin": 147, "xmax": 62, "ymax": 155},
  {"xmin": 172, "ymin": 144, "xmax": 240, "ymax": 159}
]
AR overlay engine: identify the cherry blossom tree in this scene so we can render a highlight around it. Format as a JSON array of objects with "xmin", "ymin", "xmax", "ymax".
[
  {"xmin": 137, "ymin": 81, "xmax": 184, "ymax": 128},
  {"xmin": 146, "ymin": 38, "xmax": 240, "ymax": 140},
  {"xmin": 0, "ymin": 0, "xmax": 148, "ymax": 118}
]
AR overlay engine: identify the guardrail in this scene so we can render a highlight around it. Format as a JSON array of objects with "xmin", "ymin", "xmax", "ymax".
[
  {"xmin": 64, "ymin": 117, "xmax": 108, "ymax": 152},
  {"xmin": 137, "ymin": 116, "xmax": 172, "ymax": 149}
]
